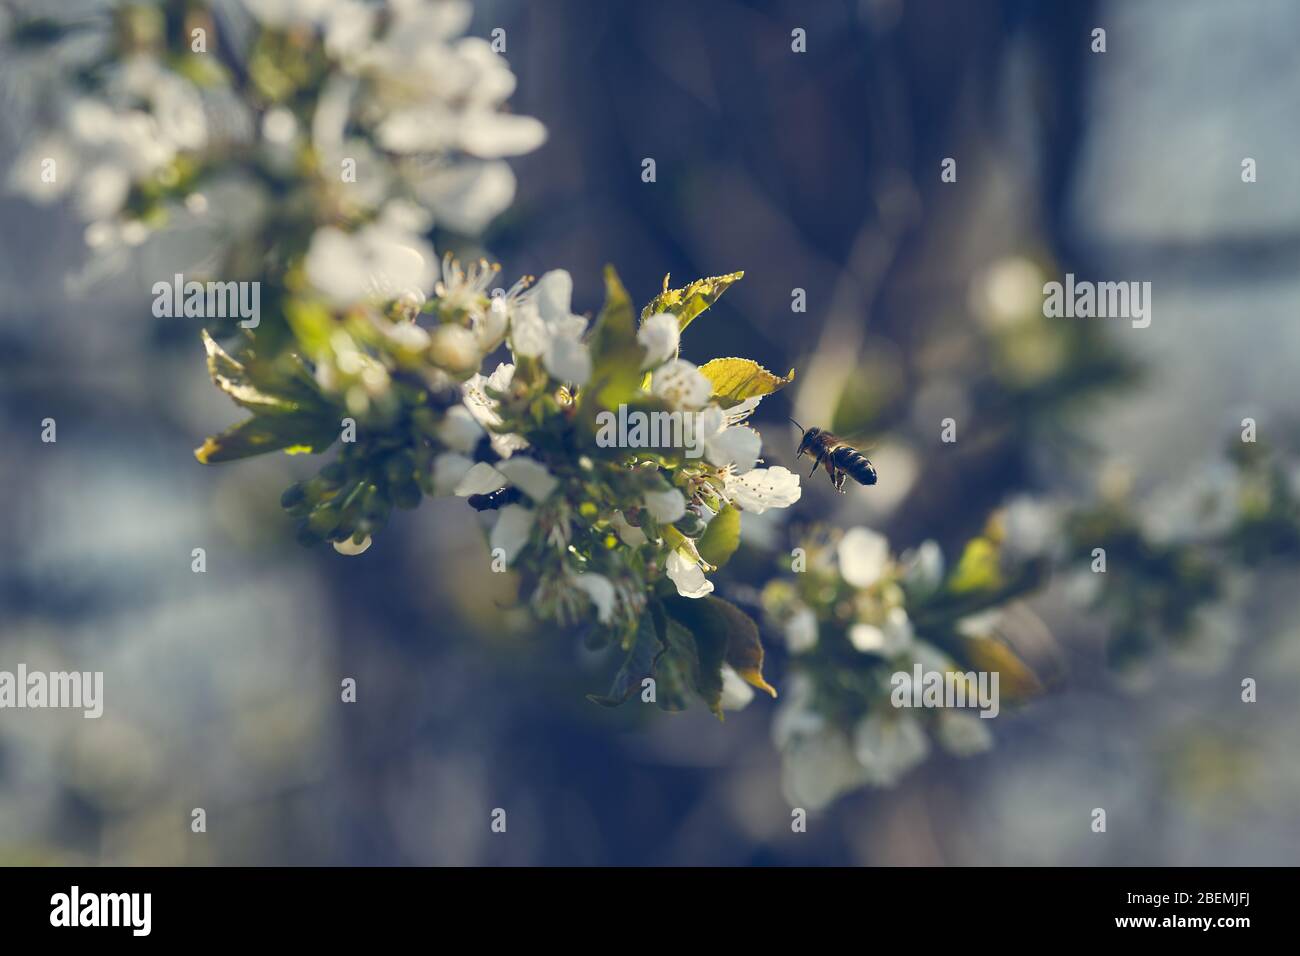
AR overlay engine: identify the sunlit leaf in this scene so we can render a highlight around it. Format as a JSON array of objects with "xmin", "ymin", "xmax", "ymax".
[
  {"xmin": 640, "ymin": 271, "xmax": 743, "ymax": 334},
  {"xmin": 697, "ymin": 504, "xmax": 741, "ymax": 568},
  {"xmin": 947, "ymin": 537, "xmax": 1003, "ymax": 594},
  {"xmin": 698, "ymin": 357, "xmax": 795, "ymax": 408},
  {"xmin": 582, "ymin": 265, "xmax": 644, "ymax": 411}
]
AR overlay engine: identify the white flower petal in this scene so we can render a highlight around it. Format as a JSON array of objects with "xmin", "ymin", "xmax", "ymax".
[
  {"xmin": 570, "ymin": 573, "xmax": 616, "ymax": 625},
  {"xmin": 610, "ymin": 511, "xmax": 648, "ymax": 547},
  {"xmin": 651, "ymin": 359, "xmax": 713, "ymax": 410},
  {"xmin": 508, "ymin": 301, "xmax": 548, "ymax": 358},
  {"xmin": 531, "ymin": 269, "xmax": 573, "ymax": 324},
  {"xmin": 433, "ymin": 452, "xmax": 474, "ymax": 496},
  {"xmin": 458, "ymin": 111, "xmax": 548, "ymax": 158},
  {"xmin": 333, "ymin": 534, "xmax": 372, "ymax": 556},
  {"xmin": 723, "ymin": 396, "xmax": 762, "ymax": 425},
  {"xmin": 643, "ymin": 487, "xmax": 687, "ymax": 524},
  {"xmin": 542, "ymin": 334, "xmax": 591, "ymax": 385},
  {"xmin": 784, "ymin": 605, "xmax": 818, "ymax": 653},
  {"xmin": 637, "ymin": 312, "xmax": 679, "ymax": 369},
  {"xmin": 416, "ymin": 159, "xmax": 517, "ymax": 236},
  {"xmin": 705, "ymin": 424, "xmax": 761, "ymax": 473},
  {"xmin": 724, "ymin": 465, "xmax": 801, "ymax": 514},
  {"xmin": 852, "ymin": 713, "xmax": 930, "ymax": 786},
  {"xmin": 489, "ymin": 504, "xmax": 534, "ymax": 565},
  {"xmin": 496, "ymin": 457, "xmax": 558, "ymax": 502},
  {"xmin": 666, "ymin": 549, "xmax": 713, "ymax": 599},
  {"xmin": 935, "ymin": 711, "xmax": 994, "ymax": 757},
  {"xmin": 720, "ymin": 664, "xmax": 755, "ymax": 711},
  {"xmin": 837, "ymin": 527, "xmax": 890, "ymax": 589},
  {"xmin": 848, "ymin": 622, "xmax": 886, "ymax": 653},
  {"xmin": 434, "ymin": 405, "xmax": 484, "ymax": 453},
  {"xmin": 454, "ymin": 461, "xmax": 506, "ymax": 497},
  {"xmin": 899, "ymin": 540, "xmax": 944, "ymax": 595}
]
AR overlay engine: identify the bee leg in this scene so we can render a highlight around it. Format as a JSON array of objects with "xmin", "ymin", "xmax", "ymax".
[{"xmin": 807, "ymin": 458, "xmax": 819, "ymax": 479}]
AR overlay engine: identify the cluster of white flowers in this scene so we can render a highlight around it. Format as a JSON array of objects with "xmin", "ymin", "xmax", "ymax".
[
  {"xmin": 426, "ymin": 267, "xmax": 802, "ymax": 604},
  {"xmin": 766, "ymin": 527, "xmax": 996, "ymax": 809},
  {"xmin": 3, "ymin": 0, "xmax": 544, "ymax": 283}
]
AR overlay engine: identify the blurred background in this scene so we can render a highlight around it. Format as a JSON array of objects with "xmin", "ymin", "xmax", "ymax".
[{"xmin": 3, "ymin": 0, "xmax": 1300, "ymax": 864}]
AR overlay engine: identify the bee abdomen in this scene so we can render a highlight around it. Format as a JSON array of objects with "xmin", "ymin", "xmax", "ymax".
[{"xmin": 830, "ymin": 445, "xmax": 877, "ymax": 485}]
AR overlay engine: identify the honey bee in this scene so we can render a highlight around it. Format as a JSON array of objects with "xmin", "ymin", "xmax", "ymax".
[{"xmin": 790, "ymin": 419, "xmax": 877, "ymax": 492}]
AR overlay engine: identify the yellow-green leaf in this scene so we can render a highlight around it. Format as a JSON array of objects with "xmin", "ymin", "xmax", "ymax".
[
  {"xmin": 640, "ymin": 271, "xmax": 743, "ymax": 334},
  {"xmin": 664, "ymin": 595, "xmax": 776, "ymax": 712},
  {"xmin": 947, "ymin": 537, "xmax": 1003, "ymax": 594},
  {"xmin": 194, "ymin": 413, "xmax": 337, "ymax": 464},
  {"xmin": 203, "ymin": 330, "xmax": 300, "ymax": 414},
  {"xmin": 582, "ymin": 265, "xmax": 644, "ymax": 411},
  {"xmin": 697, "ymin": 504, "xmax": 741, "ymax": 568},
  {"xmin": 698, "ymin": 357, "xmax": 795, "ymax": 408},
  {"xmin": 958, "ymin": 635, "xmax": 1044, "ymax": 702}
]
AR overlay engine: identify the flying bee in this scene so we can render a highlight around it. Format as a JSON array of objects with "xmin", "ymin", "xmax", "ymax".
[{"xmin": 789, "ymin": 419, "xmax": 877, "ymax": 492}]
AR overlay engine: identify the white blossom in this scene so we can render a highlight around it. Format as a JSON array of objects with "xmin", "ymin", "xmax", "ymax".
[
  {"xmin": 666, "ymin": 549, "xmax": 713, "ymax": 599},
  {"xmin": 433, "ymin": 405, "xmax": 484, "ymax": 453},
  {"xmin": 509, "ymin": 270, "xmax": 591, "ymax": 385},
  {"xmin": 651, "ymin": 359, "xmax": 713, "ymax": 410},
  {"xmin": 837, "ymin": 526, "xmax": 890, "ymax": 589},
  {"xmin": 719, "ymin": 664, "xmax": 755, "ymax": 712},
  {"xmin": 637, "ymin": 312, "xmax": 679, "ymax": 368},
  {"xmin": 432, "ymin": 452, "xmax": 473, "ymax": 496},
  {"xmin": 643, "ymin": 487, "xmax": 687, "ymax": 524},
  {"xmin": 454, "ymin": 461, "xmax": 506, "ymax": 497},
  {"xmin": 463, "ymin": 362, "xmax": 528, "ymax": 458},
  {"xmin": 723, "ymin": 465, "xmax": 801, "ymax": 514},
  {"xmin": 496, "ymin": 457, "xmax": 558, "ymax": 502},
  {"xmin": 784, "ymin": 605, "xmax": 818, "ymax": 653},
  {"xmin": 852, "ymin": 712, "xmax": 930, "ymax": 786},
  {"xmin": 489, "ymin": 504, "xmax": 534, "ymax": 565},
  {"xmin": 935, "ymin": 711, "xmax": 994, "ymax": 757},
  {"xmin": 610, "ymin": 511, "xmax": 648, "ymax": 547},
  {"xmin": 304, "ymin": 211, "xmax": 437, "ymax": 307},
  {"xmin": 570, "ymin": 573, "xmax": 616, "ymax": 625}
]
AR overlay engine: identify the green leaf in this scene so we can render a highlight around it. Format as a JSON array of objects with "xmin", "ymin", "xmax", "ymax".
[
  {"xmin": 958, "ymin": 634, "xmax": 1044, "ymax": 703},
  {"xmin": 587, "ymin": 612, "xmax": 661, "ymax": 707},
  {"xmin": 194, "ymin": 412, "xmax": 339, "ymax": 464},
  {"xmin": 582, "ymin": 265, "xmax": 645, "ymax": 412},
  {"xmin": 664, "ymin": 594, "xmax": 774, "ymax": 715},
  {"xmin": 204, "ymin": 330, "xmax": 297, "ymax": 414},
  {"xmin": 203, "ymin": 329, "xmax": 329, "ymax": 413},
  {"xmin": 655, "ymin": 614, "xmax": 727, "ymax": 717},
  {"xmin": 640, "ymin": 271, "xmax": 743, "ymax": 334},
  {"xmin": 698, "ymin": 357, "xmax": 795, "ymax": 408},
  {"xmin": 697, "ymin": 504, "xmax": 741, "ymax": 568},
  {"xmin": 946, "ymin": 537, "xmax": 1003, "ymax": 594}
]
